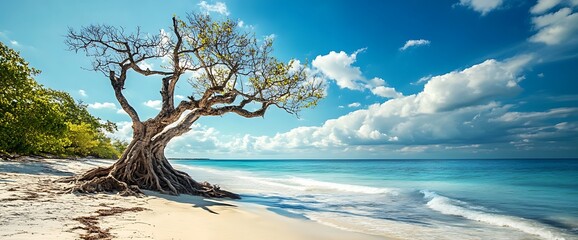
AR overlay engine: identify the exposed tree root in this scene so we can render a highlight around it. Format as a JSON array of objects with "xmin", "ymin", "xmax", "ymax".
[
  {"xmin": 60, "ymin": 139, "xmax": 240, "ymax": 199},
  {"xmin": 68, "ymin": 175, "xmax": 143, "ymax": 197},
  {"xmin": 61, "ymin": 160, "xmax": 240, "ymax": 199}
]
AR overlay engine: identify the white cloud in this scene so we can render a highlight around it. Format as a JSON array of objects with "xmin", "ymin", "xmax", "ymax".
[
  {"xmin": 104, "ymin": 121, "xmax": 133, "ymax": 142},
  {"xmin": 144, "ymin": 100, "xmax": 162, "ymax": 110},
  {"xmin": 137, "ymin": 53, "xmax": 576, "ymax": 158},
  {"xmin": 530, "ymin": 7, "xmax": 578, "ymax": 45},
  {"xmin": 88, "ymin": 102, "xmax": 117, "ymax": 110},
  {"xmin": 121, "ymin": 54, "xmax": 573, "ymax": 158},
  {"xmin": 371, "ymin": 86, "xmax": 403, "ymax": 99},
  {"xmin": 98, "ymin": 54, "xmax": 576, "ymax": 158},
  {"xmin": 138, "ymin": 61, "xmax": 154, "ymax": 70},
  {"xmin": 312, "ymin": 49, "xmax": 365, "ymax": 90},
  {"xmin": 157, "ymin": 29, "xmax": 172, "ymax": 62},
  {"xmin": 399, "ymin": 39, "xmax": 430, "ymax": 51},
  {"xmin": 287, "ymin": 59, "xmax": 328, "ymax": 95},
  {"xmin": 367, "ymin": 77, "xmax": 385, "ymax": 88},
  {"xmin": 491, "ymin": 107, "xmax": 578, "ymax": 123},
  {"xmin": 78, "ymin": 89, "xmax": 87, "ymax": 97},
  {"xmin": 198, "ymin": 1, "xmax": 230, "ymax": 16},
  {"xmin": 348, "ymin": 102, "xmax": 361, "ymax": 108},
  {"xmin": 311, "ymin": 50, "xmax": 402, "ymax": 98},
  {"xmin": 531, "ymin": 0, "xmax": 578, "ymax": 14},
  {"xmin": 415, "ymin": 55, "xmax": 532, "ymax": 113},
  {"xmin": 531, "ymin": 0, "xmax": 564, "ymax": 14},
  {"xmin": 175, "ymin": 95, "xmax": 186, "ymax": 100},
  {"xmin": 165, "ymin": 124, "xmax": 224, "ymax": 156},
  {"xmin": 236, "ymin": 20, "xmax": 254, "ymax": 30},
  {"xmin": 116, "ymin": 109, "xmax": 128, "ymax": 115},
  {"xmin": 413, "ymin": 75, "xmax": 433, "ymax": 85},
  {"xmin": 10, "ymin": 40, "xmax": 19, "ymax": 46},
  {"xmin": 214, "ymin": 56, "xmax": 546, "ymax": 154},
  {"xmin": 459, "ymin": 0, "xmax": 503, "ymax": 15},
  {"xmin": 398, "ymin": 146, "xmax": 429, "ymax": 153}
]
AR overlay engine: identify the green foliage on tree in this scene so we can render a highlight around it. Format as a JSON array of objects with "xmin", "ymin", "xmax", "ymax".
[
  {"xmin": 0, "ymin": 41, "xmax": 124, "ymax": 158},
  {"xmin": 65, "ymin": 122, "xmax": 99, "ymax": 156}
]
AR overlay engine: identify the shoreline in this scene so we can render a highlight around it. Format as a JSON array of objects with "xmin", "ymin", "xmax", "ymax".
[{"xmin": 0, "ymin": 158, "xmax": 388, "ymax": 240}]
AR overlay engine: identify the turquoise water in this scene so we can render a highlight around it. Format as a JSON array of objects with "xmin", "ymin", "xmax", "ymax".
[{"xmin": 173, "ymin": 159, "xmax": 578, "ymax": 240}]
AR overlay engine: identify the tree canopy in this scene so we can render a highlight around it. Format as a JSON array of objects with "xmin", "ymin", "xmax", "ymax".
[{"xmin": 0, "ymin": 41, "xmax": 126, "ymax": 158}]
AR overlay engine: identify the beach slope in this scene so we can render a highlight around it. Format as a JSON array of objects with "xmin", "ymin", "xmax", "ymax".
[{"xmin": 0, "ymin": 158, "xmax": 385, "ymax": 240}]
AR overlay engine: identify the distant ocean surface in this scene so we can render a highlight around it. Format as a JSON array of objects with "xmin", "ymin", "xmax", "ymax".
[{"xmin": 173, "ymin": 159, "xmax": 578, "ymax": 240}]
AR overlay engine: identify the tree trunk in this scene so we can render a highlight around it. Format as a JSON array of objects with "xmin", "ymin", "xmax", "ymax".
[{"xmin": 64, "ymin": 123, "xmax": 239, "ymax": 199}]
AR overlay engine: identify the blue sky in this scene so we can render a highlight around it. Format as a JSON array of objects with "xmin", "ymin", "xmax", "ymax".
[{"xmin": 1, "ymin": 0, "xmax": 578, "ymax": 159}]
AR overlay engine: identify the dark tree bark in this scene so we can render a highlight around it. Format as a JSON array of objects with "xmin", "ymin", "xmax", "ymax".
[
  {"xmin": 64, "ymin": 13, "xmax": 323, "ymax": 198},
  {"xmin": 70, "ymin": 121, "xmax": 238, "ymax": 198}
]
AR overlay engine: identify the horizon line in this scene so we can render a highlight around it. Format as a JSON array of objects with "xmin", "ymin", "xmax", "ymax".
[{"xmin": 168, "ymin": 157, "xmax": 578, "ymax": 160}]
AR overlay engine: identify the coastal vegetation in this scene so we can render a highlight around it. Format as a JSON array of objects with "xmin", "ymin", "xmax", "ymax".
[
  {"xmin": 0, "ymin": 42, "xmax": 127, "ymax": 159},
  {"xmin": 63, "ymin": 13, "xmax": 324, "ymax": 198}
]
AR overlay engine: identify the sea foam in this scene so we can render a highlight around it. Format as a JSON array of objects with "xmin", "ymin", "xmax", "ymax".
[
  {"xmin": 286, "ymin": 177, "xmax": 397, "ymax": 195},
  {"xmin": 178, "ymin": 164, "xmax": 396, "ymax": 195},
  {"xmin": 421, "ymin": 190, "xmax": 569, "ymax": 240}
]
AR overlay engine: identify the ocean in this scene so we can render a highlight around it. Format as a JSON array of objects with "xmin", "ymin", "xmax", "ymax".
[{"xmin": 173, "ymin": 159, "xmax": 578, "ymax": 240}]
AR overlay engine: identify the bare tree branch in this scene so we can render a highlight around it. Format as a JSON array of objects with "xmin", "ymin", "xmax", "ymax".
[{"xmin": 64, "ymin": 12, "xmax": 323, "ymax": 197}]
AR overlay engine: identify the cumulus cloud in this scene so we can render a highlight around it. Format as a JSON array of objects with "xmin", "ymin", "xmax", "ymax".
[
  {"xmin": 491, "ymin": 107, "xmax": 578, "ymax": 123},
  {"xmin": 348, "ymin": 102, "xmax": 361, "ymax": 108},
  {"xmin": 116, "ymin": 109, "xmax": 128, "ymax": 115},
  {"xmin": 415, "ymin": 55, "xmax": 532, "ymax": 113},
  {"xmin": 531, "ymin": 0, "xmax": 578, "ymax": 14},
  {"xmin": 144, "ymin": 100, "xmax": 162, "ymax": 110},
  {"xmin": 198, "ymin": 1, "xmax": 230, "ymax": 16},
  {"xmin": 311, "ymin": 50, "xmax": 402, "ymax": 98},
  {"xmin": 104, "ymin": 53, "xmax": 573, "ymax": 158},
  {"xmin": 78, "ymin": 89, "xmax": 87, "ymax": 97},
  {"xmin": 399, "ymin": 39, "xmax": 430, "ymax": 51},
  {"xmin": 459, "ymin": 0, "xmax": 503, "ymax": 15},
  {"xmin": 97, "ymin": 54, "xmax": 578, "ymax": 158},
  {"xmin": 205, "ymin": 55, "xmax": 570, "ymax": 156},
  {"xmin": 312, "ymin": 49, "xmax": 365, "ymax": 90},
  {"xmin": 371, "ymin": 86, "xmax": 404, "ymax": 98},
  {"xmin": 165, "ymin": 124, "xmax": 226, "ymax": 157},
  {"xmin": 531, "ymin": 0, "xmax": 564, "ymax": 14},
  {"xmin": 137, "ymin": 61, "xmax": 154, "ymax": 71},
  {"xmin": 413, "ymin": 75, "xmax": 433, "ymax": 85},
  {"xmin": 530, "ymin": 7, "xmax": 578, "ymax": 45},
  {"xmin": 104, "ymin": 121, "xmax": 133, "ymax": 142},
  {"xmin": 88, "ymin": 102, "xmax": 117, "ymax": 110},
  {"xmin": 139, "ymin": 53, "xmax": 576, "ymax": 157}
]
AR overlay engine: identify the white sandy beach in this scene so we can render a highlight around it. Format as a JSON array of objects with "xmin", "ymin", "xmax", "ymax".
[{"xmin": 0, "ymin": 158, "xmax": 388, "ymax": 240}]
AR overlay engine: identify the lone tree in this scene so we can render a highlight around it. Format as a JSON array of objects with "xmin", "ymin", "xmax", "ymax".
[{"xmin": 65, "ymin": 13, "xmax": 324, "ymax": 198}]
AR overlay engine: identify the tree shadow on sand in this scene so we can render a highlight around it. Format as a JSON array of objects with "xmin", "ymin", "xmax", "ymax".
[
  {"xmin": 143, "ymin": 190, "xmax": 237, "ymax": 215},
  {"xmin": 0, "ymin": 161, "xmax": 74, "ymax": 176}
]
